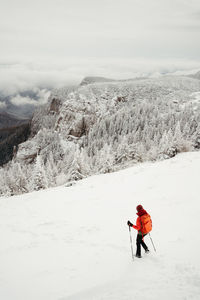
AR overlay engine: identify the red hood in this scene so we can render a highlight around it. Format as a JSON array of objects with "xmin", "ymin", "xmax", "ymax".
[{"xmin": 137, "ymin": 208, "xmax": 147, "ymax": 217}]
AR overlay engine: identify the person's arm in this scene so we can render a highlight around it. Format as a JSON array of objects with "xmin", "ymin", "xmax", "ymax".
[{"xmin": 132, "ymin": 217, "xmax": 141, "ymax": 231}]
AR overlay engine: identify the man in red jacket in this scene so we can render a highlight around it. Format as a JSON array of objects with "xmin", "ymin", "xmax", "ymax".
[{"xmin": 127, "ymin": 205, "xmax": 150, "ymax": 258}]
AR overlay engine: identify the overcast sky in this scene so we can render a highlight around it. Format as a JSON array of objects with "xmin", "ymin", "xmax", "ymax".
[{"xmin": 0, "ymin": 0, "xmax": 200, "ymax": 93}]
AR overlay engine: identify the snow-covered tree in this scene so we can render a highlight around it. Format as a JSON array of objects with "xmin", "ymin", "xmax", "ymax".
[{"xmin": 31, "ymin": 155, "xmax": 48, "ymax": 191}]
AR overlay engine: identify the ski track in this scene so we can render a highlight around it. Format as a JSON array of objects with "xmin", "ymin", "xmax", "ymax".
[{"xmin": 0, "ymin": 152, "xmax": 200, "ymax": 299}]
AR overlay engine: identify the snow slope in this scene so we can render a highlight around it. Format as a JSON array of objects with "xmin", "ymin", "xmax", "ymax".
[{"xmin": 0, "ymin": 152, "xmax": 200, "ymax": 300}]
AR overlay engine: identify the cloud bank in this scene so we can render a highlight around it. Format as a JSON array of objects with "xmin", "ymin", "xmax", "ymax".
[
  {"xmin": 10, "ymin": 89, "xmax": 50, "ymax": 107},
  {"xmin": 0, "ymin": 101, "xmax": 7, "ymax": 109},
  {"xmin": 0, "ymin": 0, "xmax": 200, "ymax": 99},
  {"xmin": 0, "ymin": 58, "xmax": 200, "ymax": 98}
]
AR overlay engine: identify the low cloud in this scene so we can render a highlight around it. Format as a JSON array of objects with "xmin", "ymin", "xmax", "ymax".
[
  {"xmin": 0, "ymin": 101, "xmax": 7, "ymax": 109},
  {"xmin": 0, "ymin": 58, "xmax": 200, "ymax": 99},
  {"xmin": 10, "ymin": 95, "xmax": 36, "ymax": 106},
  {"xmin": 10, "ymin": 89, "xmax": 50, "ymax": 107}
]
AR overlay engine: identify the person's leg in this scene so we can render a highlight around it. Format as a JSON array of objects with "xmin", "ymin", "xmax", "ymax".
[
  {"xmin": 141, "ymin": 234, "xmax": 148, "ymax": 251},
  {"xmin": 141, "ymin": 234, "xmax": 149, "ymax": 252},
  {"xmin": 136, "ymin": 233, "xmax": 142, "ymax": 257}
]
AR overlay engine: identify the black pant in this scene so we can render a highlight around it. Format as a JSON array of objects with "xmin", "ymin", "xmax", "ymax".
[{"xmin": 136, "ymin": 233, "xmax": 148, "ymax": 256}]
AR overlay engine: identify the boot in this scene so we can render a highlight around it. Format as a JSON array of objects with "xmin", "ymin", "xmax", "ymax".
[{"xmin": 135, "ymin": 254, "xmax": 142, "ymax": 258}]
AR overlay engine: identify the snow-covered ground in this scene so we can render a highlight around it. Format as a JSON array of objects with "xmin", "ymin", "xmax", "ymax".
[{"xmin": 0, "ymin": 152, "xmax": 200, "ymax": 300}]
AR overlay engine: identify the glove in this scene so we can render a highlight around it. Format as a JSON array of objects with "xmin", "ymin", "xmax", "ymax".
[{"xmin": 127, "ymin": 220, "xmax": 133, "ymax": 227}]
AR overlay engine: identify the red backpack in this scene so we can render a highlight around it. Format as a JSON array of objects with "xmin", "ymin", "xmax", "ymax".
[{"xmin": 140, "ymin": 213, "xmax": 152, "ymax": 234}]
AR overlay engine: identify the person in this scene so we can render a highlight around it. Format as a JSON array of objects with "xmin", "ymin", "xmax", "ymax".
[{"xmin": 127, "ymin": 205, "xmax": 152, "ymax": 258}]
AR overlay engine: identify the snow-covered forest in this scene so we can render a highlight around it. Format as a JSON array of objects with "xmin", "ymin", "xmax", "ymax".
[{"xmin": 1, "ymin": 75, "xmax": 200, "ymax": 196}]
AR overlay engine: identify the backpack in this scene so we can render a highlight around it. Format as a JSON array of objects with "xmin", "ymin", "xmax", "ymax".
[{"xmin": 140, "ymin": 213, "xmax": 152, "ymax": 234}]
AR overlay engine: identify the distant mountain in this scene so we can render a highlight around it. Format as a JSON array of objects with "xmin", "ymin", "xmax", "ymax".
[
  {"xmin": 0, "ymin": 111, "xmax": 29, "ymax": 129},
  {"xmin": 80, "ymin": 76, "xmax": 115, "ymax": 86},
  {"xmin": 188, "ymin": 70, "xmax": 200, "ymax": 80},
  {"xmin": 0, "ymin": 112, "xmax": 30, "ymax": 166},
  {"xmin": 193, "ymin": 71, "xmax": 200, "ymax": 79},
  {"xmin": 0, "ymin": 122, "xmax": 31, "ymax": 166},
  {"xmin": 80, "ymin": 76, "xmax": 149, "ymax": 86}
]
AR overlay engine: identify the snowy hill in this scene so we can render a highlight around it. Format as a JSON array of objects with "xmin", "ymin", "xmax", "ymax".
[{"xmin": 0, "ymin": 151, "xmax": 200, "ymax": 300}]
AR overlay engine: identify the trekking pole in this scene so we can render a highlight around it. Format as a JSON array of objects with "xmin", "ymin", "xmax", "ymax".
[
  {"xmin": 149, "ymin": 233, "xmax": 156, "ymax": 252},
  {"xmin": 128, "ymin": 226, "xmax": 134, "ymax": 261}
]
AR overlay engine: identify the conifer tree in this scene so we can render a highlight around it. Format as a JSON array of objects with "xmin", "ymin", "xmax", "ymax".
[{"xmin": 32, "ymin": 155, "xmax": 47, "ymax": 191}]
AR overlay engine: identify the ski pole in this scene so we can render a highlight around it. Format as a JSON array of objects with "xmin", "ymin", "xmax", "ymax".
[
  {"xmin": 149, "ymin": 233, "xmax": 156, "ymax": 252},
  {"xmin": 128, "ymin": 226, "xmax": 134, "ymax": 261}
]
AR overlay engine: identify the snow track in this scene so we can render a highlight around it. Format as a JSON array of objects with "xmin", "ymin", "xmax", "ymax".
[{"xmin": 0, "ymin": 152, "xmax": 200, "ymax": 300}]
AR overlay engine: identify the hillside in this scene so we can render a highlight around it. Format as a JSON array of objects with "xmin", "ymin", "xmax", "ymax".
[
  {"xmin": 0, "ymin": 111, "xmax": 28, "ymax": 129},
  {"xmin": 0, "ymin": 122, "xmax": 31, "ymax": 166},
  {"xmin": 0, "ymin": 151, "xmax": 199, "ymax": 300},
  {"xmin": 1, "ymin": 75, "xmax": 200, "ymax": 196}
]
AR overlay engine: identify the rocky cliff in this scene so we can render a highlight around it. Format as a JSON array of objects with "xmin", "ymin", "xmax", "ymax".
[{"xmin": 1, "ymin": 75, "xmax": 200, "ymax": 196}]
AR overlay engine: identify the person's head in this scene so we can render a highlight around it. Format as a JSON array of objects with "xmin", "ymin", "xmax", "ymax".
[{"xmin": 136, "ymin": 204, "xmax": 143, "ymax": 212}]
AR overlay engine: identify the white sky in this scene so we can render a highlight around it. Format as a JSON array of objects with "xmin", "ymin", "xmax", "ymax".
[{"xmin": 0, "ymin": 0, "xmax": 200, "ymax": 91}]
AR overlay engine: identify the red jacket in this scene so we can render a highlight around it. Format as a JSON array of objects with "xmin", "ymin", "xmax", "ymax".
[{"xmin": 132, "ymin": 208, "xmax": 148, "ymax": 232}]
